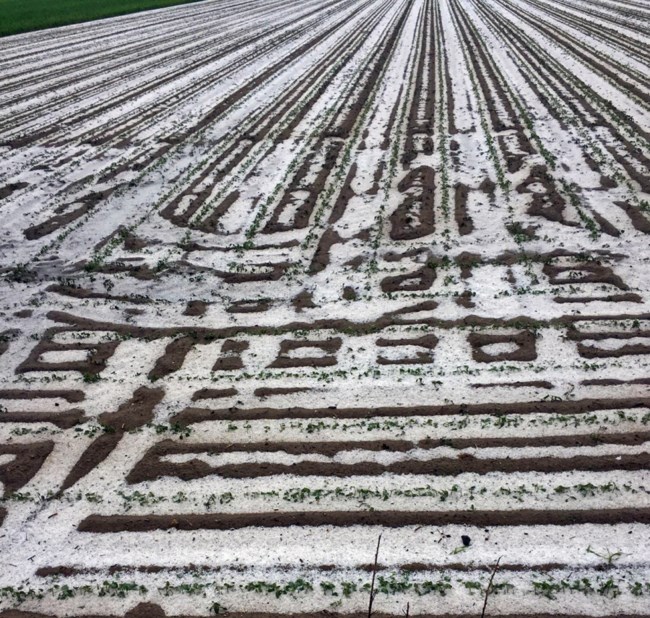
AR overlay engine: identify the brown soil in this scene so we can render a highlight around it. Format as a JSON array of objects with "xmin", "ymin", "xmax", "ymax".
[
  {"xmin": 93, "ymin": 0, "xmax": 398, "ymax": 235},
  {"xmin": 99, "ymin": 386, "xmax": 164, "ymax": 431},
  {"xmin": 34, "ymin": 309, "xmax": 650, "ymax": 383},
  {"xmin": 216, "ymin": 261, "xmax": 289, "ymax": 283},
  {"xmin": 478, "ymin": 178, "xmax": 496, "ymax": 195},
  {"xmin": 496, "ymin": 248, "xmax": 626, "ymax": 267},
  {"xmin": 171, "ymin": 395, "xmax": 650, "ymax": 424},
  {"xmin": 0, "ymin": 182, "xmax": 28, "ymax": 200},
  {"xmin": 183, "ymin": 300, "xmax": 208, "ymax": 316},
  {"xmin": 292, "ymin": 289, "xmax": 317, "ymax": 312},
  {"xmin": 486, "ymin": 0, "xmax": 650, "ymax": 190},
  {"xmin": 124, "ymin": 605, "xmax": 166, "ymax": 618},
  {"xmin": 381, "ymin": 86, "xmax": 403, "ymax": 151},
  {"xmin": 0, "ymin": 389, "xmax": 84, "ymax": 402},
  {"xmin": 455, "ymin": 291, "xmax": 475, "ymax": 308},
  {"xmin": 60, "ymin": 432, "xmax": 122, "ymax": 492},
  {"xmin": 440, "ymin": 17, "xmax": 457, "ymax": 136},
  {"xmin": 0, "ymin": 409, "xmax": 86, "ymax": 429},
  {"xmin": 456, "ymin": 252, "xmax": 481, "ymax": 279},
  {"xmin": 543, "ymin": 263, "xmax": 628, "ymax": 290},
  {"xmin": 47, "ymin": 284, "xmax": 152, "ymax": 305},
  {"xmin": 183, "ymin": 239, "xmax": 300, "ymax": 253},
  {"xmin": 330, "ymin": 2, "xmax": 411, "ymax": 142},
  {"xmin": 591, "ymin": 209, "xmax": 620, "ymax": 237},
  {"xmin": 401, "ymin": 8, "xmax": 434, "ymax": 166},
  {"xmin": 472, "ymin": 380, "xmax": 553, "ymax": 389},
  {"xmin": 268, "ymin": 338, "xmax": 342, "ymax": 368},
  {"xmin": 614, "ymin": 201, "xmax": 650, "ymax": 233},
  {"xmin": 44, "ymin": 307, "xmax": 650, "ymax": 340},
  {"xmin": 60, "ymin": 387, "xmax": 164, "ymax": 491},
  {"xmin": 381, "ymin": 263, "xmax": 435, "ymax": 294},
  {"xmin": 130, "ymin": 451, "xmax": 648, "ymax": 481},
  {"xmin": 506, "ymin": 221, "xmax": 537, "ymax": 241},
  {"xmin": 80, "ymin": 260, "xmax": 157, "ymax": 281},
  {"xmin": 454, "ymin": 183, "xmax": 472, "ymax": 235},
  {"xmin": 554, "ymin": 293, "xmax": 642, "ymax": 304},
  {"xmin": 148, "ymin": 7, "xmax": 370, "ymax": 228},
  {"xmin": 126, "ymin": 432, "xmax": 649, "ymax": 483},
  {"xmin": 582, "ymin": 377, "xmax": 650, "ymax": 386},
  {"xmin": 366, "ymin": 161, "xmax": 385, "ymax": 195},
  {"xmin": 329, "ymin": 163, "xmax": 356, "ymax": 223},
  {"xmin": 254, "ymin": 387, "xmax": 312, "ymax": 398},
  {"xmin": 389, "ymin": 166, "xmax": 435, "ymax": 240},
  {"xmin": 566, "ymin": 326, "xmax": 650, "ymax": 358},
  {"xmin": 124, "ymin": 308, "xmax": 145, "ymax": 317},
  {"xmin": 263, "ymin": 144, "xmax": 341, "ymax": 233},
  {"xmin": 500, "ymin": 136, "xmax": 525, "ymax": 173},
  {"xmin": 25, "ymin": 190, "xmax": 111, "ymax": 240},
  {"xmin": 383, "ymin": 248, "xmax": 425, "ymax": 263},
  {"xmin": 17, "ymin": 335, "xmax": 120, "ymax": 377},
  {"xmin": 79, "ymin": 507, "xmax": 650, "ymax": 532},
  {"xmin": 148, "ymin": 336, "xmax": 196, "ymax": 380},
  {"xmin": 213, "ymin": 339, "xmax": 249, "ymax": 371},
  {"xmin": 0, "ymin": 329, "xmax": 19, "ymax": 357},
  {"xmin": 35, "ymin": 553, "xmax": 638, "ymax": 577},
  {"xmin": 191, "ymin": 388, "xmax": 238, "ymax": 401},
  {"xmin": 198, "ymin": 190, "xmax": 240, "ymax": 233},
  {"xmin": 376, "ymin": 334, "xmax": 438, "ymax": 365},
  {"xmin": 567, "ymin": 327, "xmax": 650, "ymax": 342},
  {"xmin": 0, "ymin": 441, "xmax": 54, "ymax": 495},
  {"xmin": 517, "ymin": 165, "xmax": 573, "ymax": 226},
  {"xmin": 36, "ymin": 559, "xmax": 614, "ymax": 577},
  {"xmin": 309, "ymin": 228, "xmax": 342, "ymax": 274},
  {"xmin": 344, "ymin": 254, "xmax": 365, "ymax": 270},
  {"xmin": 468, "ymin": 330, "xmax": 537, "ymax": 362},
  {"xmin": 226, "ymin": 300, "xmax": 270, "ymax": 313},
  {"xmin": 450, "ymin": 0, "xmax": 536, "ymax": 179},
  {"xmin": 577, "ymin": 342, "xmax": 650, "ymax": 358}
]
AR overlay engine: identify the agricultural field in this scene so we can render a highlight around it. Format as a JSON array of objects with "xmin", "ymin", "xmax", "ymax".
[{"xmin": 0, "ymin": 0, "xmax": 649, "ymax": 615}]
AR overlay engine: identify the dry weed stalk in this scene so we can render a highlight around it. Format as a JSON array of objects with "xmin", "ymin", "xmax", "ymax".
[
  {"xmin": 480, "ymin": 557, "xmax": 502, "ymax": 618},
  {"xmin": 368, "ymin": 534, "xmax": 382, "ymax": 618}
]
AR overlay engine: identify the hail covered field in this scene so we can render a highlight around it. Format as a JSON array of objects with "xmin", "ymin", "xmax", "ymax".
[{"xmin": 0, "ymin": 0, "xmax": 649, "ymax": 614}]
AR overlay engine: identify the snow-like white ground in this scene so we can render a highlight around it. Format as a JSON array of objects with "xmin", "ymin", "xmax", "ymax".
[{"xmin": 0, "ymin": 0, "xmax": 649, "ymax": 615}]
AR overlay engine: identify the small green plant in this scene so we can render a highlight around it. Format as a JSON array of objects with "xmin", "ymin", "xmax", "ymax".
[
  {"xmin": 97, "ymin": 580, "xmax": 147, "ymax": 598},
  {"xmin": 586, "ymin": 545, "xmax": 625, "ymax": 565},
  {"xmin": 210, "ymin": 602, "xmax": 228, "ymax": 615}
]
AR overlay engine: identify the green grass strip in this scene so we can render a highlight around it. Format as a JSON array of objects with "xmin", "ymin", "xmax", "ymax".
[{"xmin": 0, "ymin": 0, "xmax": 204, "ymax": 37}]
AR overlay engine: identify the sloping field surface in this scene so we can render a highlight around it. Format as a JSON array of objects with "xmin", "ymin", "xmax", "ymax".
[{"xmin": 0, "ymin": 0, "xmax": 649, "ymax": 615}]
